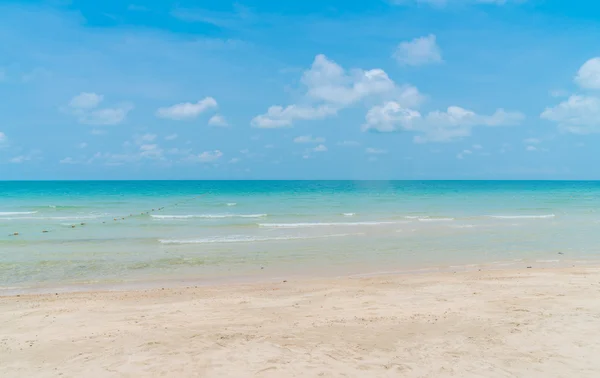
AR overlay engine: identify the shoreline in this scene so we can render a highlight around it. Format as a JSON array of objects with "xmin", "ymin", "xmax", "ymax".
[
  {"xmin": 3, "ymin": 265, "xmax": 600, "ymax": 377},
  {"xmin": 2, "ymin": 256, "xmax": 599, "ymax": 297}
]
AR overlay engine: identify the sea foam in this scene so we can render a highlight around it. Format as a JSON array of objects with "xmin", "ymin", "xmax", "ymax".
[
  {"xmin": 258, "ymin": 221, "xmax": 403, "ymax": 228},
  {"xmin": 159, "ymin": 233, "xmax": 361, "ymax": 244},
  {"xmin": 152, "ymin": 213, "xmax": 267, "ymax": 219}
]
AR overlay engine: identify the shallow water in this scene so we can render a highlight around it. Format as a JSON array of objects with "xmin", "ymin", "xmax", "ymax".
[{"xmin": 1, "ymin": 180, "xmax": 600, "ymax": 290}]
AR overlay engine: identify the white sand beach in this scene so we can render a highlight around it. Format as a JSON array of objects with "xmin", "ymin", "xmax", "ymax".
[{"xmin": 2, "ymin": 267, "xmax": 600, "ymax": 377}]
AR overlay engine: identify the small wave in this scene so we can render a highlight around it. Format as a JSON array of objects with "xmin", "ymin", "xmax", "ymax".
[
  {"xmin": 0, "ymin": 211, "xmax": 38, "ymax": 216},
  {"xmin": 258, "ymin": 221, "xmax": 402, "ymax": 228},
  {"xmin": 159, "ymin": 233, "xmax": 360, "ymax": 244},
  {"xmin": 489, "ymin": 214, "xmax": 555, "ymax": 219},
  {"xmin": 152, "ymin": 213, "xmax": 267, "ymax": 219},
  {"xmin": 451, "ymin": 224, "xmax": 475, "ymax": 228},
  {"xmin": 417, "ymin": 218, "xmax": 454, "ymax": 222},
  {"xmin": 0, "ymin": 215, "xmax": 100, "ymax": 220},
  {"xmin": 342, "ymin": 213, "xmax": 356, "ymax": 217},
  {"xmin": 226, "ymin": 203, "xmax": 237, "ymax": 206}
]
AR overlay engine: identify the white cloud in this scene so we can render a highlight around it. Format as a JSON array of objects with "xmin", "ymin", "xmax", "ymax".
[
  {"xmin": 186, "ymin": 150, "xmax": 223, "ymax": 163},
  {"xmin": 313, "ymin": 144, "xmax": 328, "ymax": 152},
  {"xmin": 252, "ymin": 54, "xmax": 423, "ymax": 128},
  {"xmin": 91, "ymin": 129, "xmax": 106, "ymax": 135},
  {"xmin": 393, "ymin": 34, "xmax": 442, "ymax": 66},
  {"xmin": 84, "ymin": 106, "xmax": 133, "ymax": 125},
  {"xmin": 134, "ymin": 133, "xmax": 157, "ymax": 144},
  {"xmin": 77, "ymin": 142, "xmax": 88, "ymax": 149},
  {"xmin": 208, "ymin": 114, "xmax": 228, "ymax": 127},
  {"xmin": 156, "ymin": 97, "xmax": 218, "ymax": 120},
  {"xmin": 139, "ymin": 144, "xmax": 164, "ymax": 159},
  {"xmin": 294, "ymin": 135, "xmax": 326, "ymax": 144},
  {"xmin": 69, "ymin": 92, "xmax": 104, "ymax": 109},
  {"xmin": 165, "ymin": 134, "xmax": 178, "ymax": 141},
  {"xmin": 366, "ymin": 147, "xmax": 387, "ymax": 154},
  {"xmin": 540, "ymin": 95, "xmax": 600, "ymax": 134},
  {"xmin": 10, "ymin": 155, "xmax": 29, "ymax": 164},
  {"xmin": 65, "ymin": 93, "xmax": 132, "ymax": 126},
  {"xmin": 303, "ymin": 55, "xmax": 397, "ymax": 106},
  {"xmin": 251, "ymin": 104, "xmax": 337, "ymax": 128},
  {"xmin": 523, "ymin": 138, "xmax": 541, "ymax": 144},
  {"xmin": 472, "ymin": 144, "xmax": 483, "ymax": 150},
  {"xmin": 60, "ymin": 157, "xmax": 77, "ymax": 164},
  {"xmin": 456, "ymin": 149, "xmax": 473, "ymax": 159},
  {"xmin": 575, "ymin": 57, "xmax": 600, "ymax": 89},
  {"xmin": 0, "ymin": 132, "xmax": 6, "ymax": 143},
  {"xmin": 229, "ymin": 157, "xmax": 240, "ymax": 164},
  {"xmin": 337, "ymin": 140, "xmax": 360, "ymax": 147},
  {"xmin": 363, "ymin": 102, "xmax": 524, "ymax": 143},
  {"xmin": 264, "ymin": 144, "xmax": 275, "ymax": 149},
  {"xmin": 526, "ymin": 145, "xmax": 537, "ymax": 152},
  {"xmin": 550, "ymin": 89, "xmax": 569, "ymax": 98}
]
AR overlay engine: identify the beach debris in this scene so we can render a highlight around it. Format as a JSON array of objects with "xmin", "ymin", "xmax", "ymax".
[
  {"xmin": 71, "ymin": 225, "xmax": 76, "ymax": 228},
  {"xmin": 260, "ymin": 266, "xmax": 264, "ymax": 270},
  {"xmin": 42, "ymin": 230, "xmax": 48, "ymax": 233},
  {"xmin": 11, "ymin": 232, "xmax": 19, "ymax": 236},
  {"xmin": 527, "ymin": 266, "xmax": 532, "ymax": 269},
  {"xmin": 114, "ymin": 218, "xmax": 117, "ymax": 221},
  {"xmin": 558, "ymin": 252, "xmax": 564, "ymax": 255},
  {"xmin": 80, "ymin": 222, "xmax": 85, "ymax": 226},
  {"xmin": 283, "ymin": 280, "xmax": 287, "ymax": 283}
]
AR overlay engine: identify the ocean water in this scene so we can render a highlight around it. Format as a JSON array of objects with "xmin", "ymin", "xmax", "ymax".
[{"xmin": 2, "ymin": 180, "xmax": 600, "ymax": 291}]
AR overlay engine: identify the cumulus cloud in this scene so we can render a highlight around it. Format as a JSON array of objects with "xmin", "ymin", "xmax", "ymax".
[
  {"xmin": 363, "ymin": 102, "xmax": 523, "ymax": 142},
  {"xmin": 456, "ymin": 149, "xmax": 473, "ymax": 159},
  {"xmin": 208, "ymin": 114, "xmax": 228, "ymax": 127},
  {"xmin": 0, "ymin": 132, "xmax": 6, "ymax": 144},
  {"xmin": 59, "ymin": 157, "xmax": 77, "ymax": 164},
  {"xmin": 156, "ymin": 97, "xmax": 218, "ymax": 120},
  {"xmin": 69, "ymin": 92, "xmax": 103, "ymax": 109},
  {"xmin": 541, "ymin": 95, "xmax": 600, "ymax": 134},
  {"xmin": 251, "ymin": 104, "xmax": 337, "ymax": 128},
  {"xmin": 64, "ymin": 92, "xmax": 133, "ymax": 126},
  {"xmin": 393, "ymin": 35, "xmax": 442, "ymax": 66},
  {"xmin": 134, "ymin": 133, "xmax": 157, "ymax": 144},
  {"xmin": 313, "ymin": 144, "xmax": 328, "ymax": 152},
  {"xmin": 252, "ymin": 54, "xmax": 423, "ymax": 128},
  {"xmin": 366, "ymin": 147, "xmax": 387, "ymax": 154},
  {"xmin": 575, "ymin": 57, "xmax": 600, "ymax": 89},
  {"xmin": 186, "ymin": 150, "xmax": 223, "ymax": 163},
  {"xmin": 165, "ymin": 134, "xmax": 178, "ymax": 141},
  {"xmin": 542, "ymin": 58, "xmax": 600, "ymax": 134},
  {"xmin": 337, "ymin": 140, "xmax": 360, "ymax": 147},
  {"xmin": 523, "ymin": 138, "xmax": 541, "ymax": 144},
  {"xmin": 294, "ymin": 135, "xmax": 326, "ymax": 144}
]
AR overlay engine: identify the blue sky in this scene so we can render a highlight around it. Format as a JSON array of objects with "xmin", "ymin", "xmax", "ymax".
[{"xmin": 1, "ymin": 0, "xmax": 600, "ymax": 179}]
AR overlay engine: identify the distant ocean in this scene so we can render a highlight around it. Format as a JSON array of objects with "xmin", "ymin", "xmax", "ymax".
[{"xmin": 2, "ymin": 181, "xmax": 600, "ymax": 292}]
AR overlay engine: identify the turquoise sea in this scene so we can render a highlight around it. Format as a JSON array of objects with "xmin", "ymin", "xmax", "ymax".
[{"xmin": 2, "ymin": 181, "xmax": 600, "ymax": 292}]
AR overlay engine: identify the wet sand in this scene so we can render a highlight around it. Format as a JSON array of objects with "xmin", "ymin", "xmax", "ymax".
[{"xmin": 2, "ymin": 267, "xmax": 600, "ymax": 377}]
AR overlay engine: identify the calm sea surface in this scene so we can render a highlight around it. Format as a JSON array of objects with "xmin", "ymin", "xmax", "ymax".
[{"xmin": 2, "ymin": 181, "xmax": 600, "ymax": 291}]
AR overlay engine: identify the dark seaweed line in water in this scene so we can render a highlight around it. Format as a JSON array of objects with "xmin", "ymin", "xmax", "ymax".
[{"xmin": 7, "ymin": 195, "xmax": 205, "ymax": 237}]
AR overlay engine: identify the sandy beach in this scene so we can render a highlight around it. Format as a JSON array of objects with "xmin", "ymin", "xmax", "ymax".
[{"xmin": 2, "ymin": 267, "xmax": 600, "ymax": 377}]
